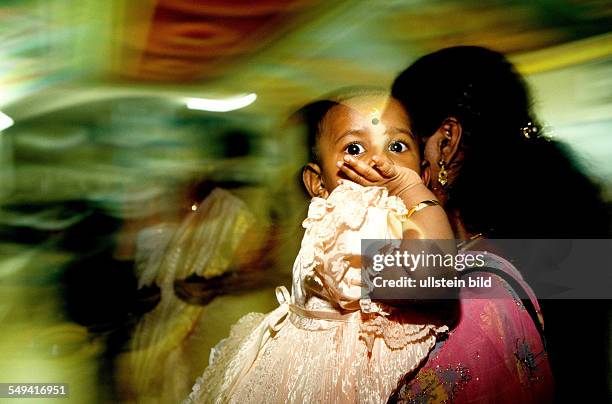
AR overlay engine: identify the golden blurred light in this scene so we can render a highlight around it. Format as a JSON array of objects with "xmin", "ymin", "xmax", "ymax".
[
  {"xmin": 0, "ymin": 112, "xmax": 14, "ymax": 131},
  {"xmin": 185, "ymin": 93, "xmax": 257, "ymax": 112}
]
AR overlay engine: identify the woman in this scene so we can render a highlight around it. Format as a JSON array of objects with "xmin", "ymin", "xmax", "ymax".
[
  {"xmin": 388, "ymin": 46, "xmax": 610, "ymax": 403},
  {"xmin": 390, "ymin": 46, "xmax": 609, "ymax": 240}
]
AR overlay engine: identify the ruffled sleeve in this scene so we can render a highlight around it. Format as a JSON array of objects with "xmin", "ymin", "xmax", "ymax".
[{"xmin": 295, "ymin": 182, "xmax": 410, "ymax": 312}]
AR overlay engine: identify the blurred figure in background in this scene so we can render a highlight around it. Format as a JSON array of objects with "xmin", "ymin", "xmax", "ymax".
[
  {"xmin": 116, "ymin": 181, "xmax": 271, "ymax": 403},
  {"xmin": 113, "ymin": 125, "xmax": 289, "ymax": 402}
]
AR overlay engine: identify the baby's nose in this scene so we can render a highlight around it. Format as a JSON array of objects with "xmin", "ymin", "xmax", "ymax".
[
  {"xmin": 374, "ymin": 154, "xmax": 394, "ymax": 167},
  {"xmin": 363, "ymin": 145, "xmax": 387, "ymax": 160}
]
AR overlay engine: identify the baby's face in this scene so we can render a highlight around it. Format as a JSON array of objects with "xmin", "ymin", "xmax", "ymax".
[{"xmin": 317, "ymin": 95, "xmax": 420, "ymax": 192}]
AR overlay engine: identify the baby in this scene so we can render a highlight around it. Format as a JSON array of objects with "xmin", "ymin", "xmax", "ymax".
[{"xmin": 185, "ymin": 89, "xmax": 455, "ymax": 404}]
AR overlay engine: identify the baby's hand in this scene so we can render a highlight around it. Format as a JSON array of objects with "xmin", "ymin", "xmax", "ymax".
[{"xmin": 336, "ymin": 155, "xmax": 423, "ymax": 197}]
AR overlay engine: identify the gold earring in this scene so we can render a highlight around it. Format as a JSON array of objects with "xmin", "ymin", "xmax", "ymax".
[{"xmin": 438, "ymin": 159, "xmax": 448, "ymax": 187}]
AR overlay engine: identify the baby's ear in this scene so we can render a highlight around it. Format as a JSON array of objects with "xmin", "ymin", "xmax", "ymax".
[
  {"xmin": 420, "ymin": 159, "xmax": 431, "ymax": 187},
  {"xmin": 302, "ymin": 163, "xmax": 327, "ymax": 198}
]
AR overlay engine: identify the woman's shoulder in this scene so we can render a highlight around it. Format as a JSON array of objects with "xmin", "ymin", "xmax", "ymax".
[
  {"xmin": 458, "ymin": 250, "xmax": 545, "ymax": 332},
  {"xmin": 389, "ymin": 252, "xmax": 554, "ymax": 404}
]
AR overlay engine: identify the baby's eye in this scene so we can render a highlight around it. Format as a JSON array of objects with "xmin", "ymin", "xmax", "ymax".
[
  {"xmin": 345, "ymin": 143, "xmax": 365, "ymax": 155},
  {"xmin": 388, "ymin": 141, "xmax": 409, "ymax": 153}
]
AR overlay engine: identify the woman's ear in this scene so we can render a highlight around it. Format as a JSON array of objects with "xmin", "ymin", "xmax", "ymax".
[
  {"xmin": 420, "ymin": 159, "xmax": 431, "ymax": 187},
  {"xmin": 302, "ymin": 163, "xmax": 327, "ymax": 198},
  {"xmin": 438, "ymin": 117, "xmax": 463, "ymax": 164}
]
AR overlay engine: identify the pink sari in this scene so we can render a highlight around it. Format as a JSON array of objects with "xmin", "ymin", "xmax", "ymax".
[{"xmin": 390, "ymin": 252, "xmax": 554, "ymax": 403}]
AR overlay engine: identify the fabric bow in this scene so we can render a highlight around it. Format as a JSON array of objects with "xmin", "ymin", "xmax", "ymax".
[{"xmin": 266, "ymin": 286, "xmax": 291, "ymax": 334}]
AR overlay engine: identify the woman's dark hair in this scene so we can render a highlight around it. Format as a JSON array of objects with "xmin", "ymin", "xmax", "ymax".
[{"xmin": 391, "ymin": 46, "xmax": 609, "ymax": 238}]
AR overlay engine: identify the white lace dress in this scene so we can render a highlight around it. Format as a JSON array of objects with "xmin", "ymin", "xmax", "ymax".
[{"xmin": 185, "ymin": 182, "xmax": 448, "ymax": 404}]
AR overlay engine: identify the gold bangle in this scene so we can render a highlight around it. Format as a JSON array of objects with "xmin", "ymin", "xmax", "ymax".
[{"xmin": 406, "ymin": 200, "xmax": 440, "ymax": 218}]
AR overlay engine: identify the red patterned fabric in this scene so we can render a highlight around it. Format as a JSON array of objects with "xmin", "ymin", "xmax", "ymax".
[{"xmin": 390, "ymin": 253, "xmax": 554, "ymax": 404}]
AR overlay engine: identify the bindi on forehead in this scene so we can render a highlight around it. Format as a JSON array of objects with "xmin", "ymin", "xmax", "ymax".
[{"xmin": 370, "ymin": 107, "xmax": 381, "ymax": 125}]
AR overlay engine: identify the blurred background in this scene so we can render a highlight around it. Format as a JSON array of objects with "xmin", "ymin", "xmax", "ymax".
[{"xmin": 0, "ymin": 0, "xmax": 610, "ymax": 402}]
